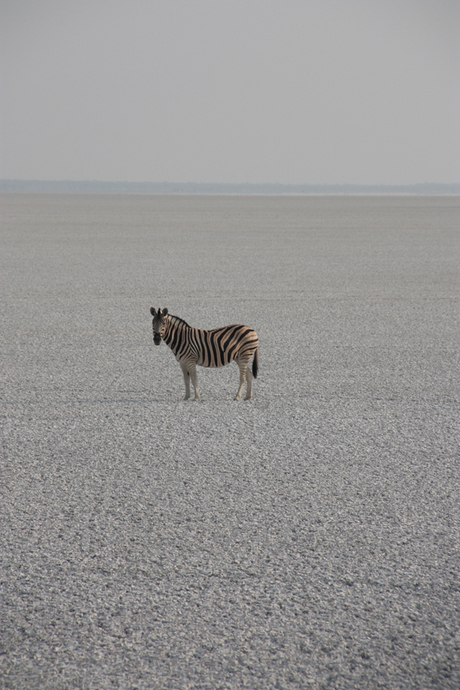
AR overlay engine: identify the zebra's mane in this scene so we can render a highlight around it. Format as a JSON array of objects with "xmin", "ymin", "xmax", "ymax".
[{"xmin": 168, "ymin": 313, "xmax": 191, "ymax": 328}]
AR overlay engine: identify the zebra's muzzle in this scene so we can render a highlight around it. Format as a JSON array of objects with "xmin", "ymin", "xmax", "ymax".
[{"xmin": 153, "ymin": 333, "xmax": 162, "ymax": 346}]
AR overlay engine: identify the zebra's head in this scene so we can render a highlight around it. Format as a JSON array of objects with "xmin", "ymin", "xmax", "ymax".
[{"xmin": 150, "ymin": 307, "xmax": 168, "ymax": 345}]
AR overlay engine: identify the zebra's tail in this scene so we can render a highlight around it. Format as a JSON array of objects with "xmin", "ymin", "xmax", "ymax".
[{"xmin": 252, "ymin": 347, "xmax": 259, "ymax": 379}]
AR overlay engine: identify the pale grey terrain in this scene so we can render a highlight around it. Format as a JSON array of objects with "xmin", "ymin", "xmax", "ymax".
[{"xmin": 1, "ymin": 194, "xmax": 459, "ymax": 689}]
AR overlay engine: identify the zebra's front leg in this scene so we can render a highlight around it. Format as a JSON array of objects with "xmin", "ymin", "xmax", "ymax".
[
  {"xmin": 180, "ymin": 362, "xmax": 191, "ymax": 400},
  {"xmin": 188, "ymin": 363, "xmax": 200, "ymax": 400}
]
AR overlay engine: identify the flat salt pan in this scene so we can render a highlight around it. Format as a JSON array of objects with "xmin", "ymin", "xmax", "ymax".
[{"xmin": 2, "ymin": 194, "xmax": 459, "ymax": 689}]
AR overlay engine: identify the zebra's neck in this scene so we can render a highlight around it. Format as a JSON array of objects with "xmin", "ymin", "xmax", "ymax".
[
  {"xmin": 168, "ymin": 314, "xmax": 191, "ymax": 328},
  {"xmin": 163, "ymin": 314, "xmax": 191, "ymax": 352}
]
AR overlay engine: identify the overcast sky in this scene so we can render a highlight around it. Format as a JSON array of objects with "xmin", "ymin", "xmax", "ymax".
[{"xmin": 2, "ymin": 0, "xmax": 459, "ymax": 184}]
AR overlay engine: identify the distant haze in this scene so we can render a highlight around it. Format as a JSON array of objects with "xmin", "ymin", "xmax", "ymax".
[{"xmin": 2, "ymin": 0, "xmax": 459, "ymax": 185}]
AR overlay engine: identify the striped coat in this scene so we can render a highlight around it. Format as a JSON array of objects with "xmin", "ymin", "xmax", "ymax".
[{"xmin": 150, "ymin": 308, "xmax": 258, "ymax": 400}]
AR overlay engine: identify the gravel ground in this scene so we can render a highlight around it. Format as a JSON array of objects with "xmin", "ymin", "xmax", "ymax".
[{"xmin": 1, "ymin": 194, "xmax": 459, "ymax": 689}]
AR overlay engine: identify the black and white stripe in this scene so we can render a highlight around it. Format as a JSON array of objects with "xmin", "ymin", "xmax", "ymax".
[{"xmin": 150, "ymin": 308, "xmax": 259, "ymax": 400}]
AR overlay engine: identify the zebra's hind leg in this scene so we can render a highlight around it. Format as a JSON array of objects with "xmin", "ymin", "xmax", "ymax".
[
  {"xmin": 244, "ymin": 367, "xmax": 253, "ymax": 400},
  {"xmin": 235, "ymin": 357, "xmax": 252, "ymax": 401}
]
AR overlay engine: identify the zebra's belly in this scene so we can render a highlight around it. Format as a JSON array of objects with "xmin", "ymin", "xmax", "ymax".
[
  {"xmin": 196, "ymin": 356, "xmax": 228, "ymax": 368},
  {"xmin": 175, "ymin": 352, "xmax": 230, "ymax": 368}
]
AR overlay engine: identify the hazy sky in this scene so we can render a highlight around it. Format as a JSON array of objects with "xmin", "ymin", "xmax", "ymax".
[{"xmin": 2, "ymin": 0, "xmax": 459, "ymax": 184}]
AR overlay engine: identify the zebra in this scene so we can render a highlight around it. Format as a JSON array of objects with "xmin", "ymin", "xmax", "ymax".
[{"xmin": 150, "ymin": 308, "xmax": 259, "ymax": 401}]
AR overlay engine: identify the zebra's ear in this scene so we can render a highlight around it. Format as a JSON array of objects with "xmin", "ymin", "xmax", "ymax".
[
  {"xmin": 150, "ymin": 307, "xmax": 156, "ymax": 316},
  {"xmin": 162, "ymin": 308, "xmax": 168, "ymax": 316}
]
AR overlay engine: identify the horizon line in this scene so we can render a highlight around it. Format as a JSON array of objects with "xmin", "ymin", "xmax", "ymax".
[{"xmin": 1, "ymin": 180, "xmax": 459, "ymax": 195}]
